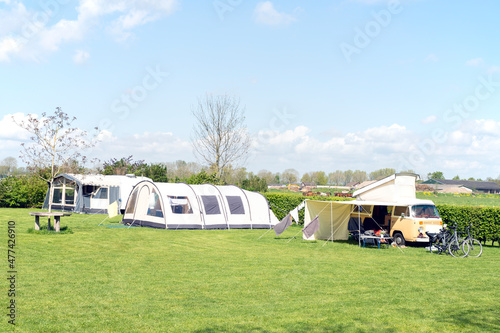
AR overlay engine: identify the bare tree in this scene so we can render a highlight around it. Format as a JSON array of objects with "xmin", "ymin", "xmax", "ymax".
[
  {"xmin": 14, "ymin": 107, "xmax": 99, "ymax": 212},
  {"xmin": 191, "ymin": 94, "xmax": 251, "ymax": 178}
]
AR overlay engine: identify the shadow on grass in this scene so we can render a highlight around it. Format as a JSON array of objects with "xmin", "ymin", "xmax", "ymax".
[
  {"xmin": 442, "ymin": 307, "xmax": 500, "ymax": 331},
  {"xmin": 27, "ymin": 225, "xmax": 73, "ymax": 235},
  {"xmin": 194, "ymin": 321, "xmax": 400, "ymax": 333}
]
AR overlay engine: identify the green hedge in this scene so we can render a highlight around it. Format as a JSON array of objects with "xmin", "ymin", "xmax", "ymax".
[
  {"xmin": 263, "ymin": 193, "xmax": 352, "ymax": 225},
  {"xmin": 437, "ymin": 204, "xmax": 500, "ymax": 246},
  {"xmin": 0, "ymin": 175, "xmax": 47, "ymax": 208}
]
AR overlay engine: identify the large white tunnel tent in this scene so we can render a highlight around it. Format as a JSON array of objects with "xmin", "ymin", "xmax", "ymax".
[
  {"xmin": 122, "ymin": 180, "xmax": 279, "ymax": 229},
  {"xmin": 43, "ymin": 173, "xmax": 151, "ymax": 214}
]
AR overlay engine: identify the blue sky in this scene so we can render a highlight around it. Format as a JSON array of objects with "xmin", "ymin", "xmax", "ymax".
[{"xmin": 1, "ymin": 0, "xmax": 500, "ymax": 180}]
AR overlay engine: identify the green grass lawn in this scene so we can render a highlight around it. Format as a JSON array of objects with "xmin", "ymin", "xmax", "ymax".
[
  {"xmin": 416, "ymin": 192, "xmax": 500, "ymax": 207},
  {"xmin": 2, "ymin": 208, "xmax": 499, "ymax": 332}
]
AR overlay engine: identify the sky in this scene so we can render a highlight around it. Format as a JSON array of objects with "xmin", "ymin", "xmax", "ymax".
[{"xmin": 1, "ymin": 0, "xmax": 500, "ymax": 180}]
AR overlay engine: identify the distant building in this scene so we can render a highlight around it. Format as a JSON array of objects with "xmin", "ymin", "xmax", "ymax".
[
  {"xmin": 421, "ymin": 179, "xmax": 500, "ymax": 194},
  {"xmin": 300, "ymin": 181, "xmax": 316, "ymax": 188}
]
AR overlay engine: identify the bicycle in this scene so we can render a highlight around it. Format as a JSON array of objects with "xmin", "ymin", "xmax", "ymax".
[
  {"xmin": 426, "ymin": 222, "xmax": 469, "ymax": 257},
  {"xmin": 463, "ymin": 223, "xmax": 483, "ymax": 257}
]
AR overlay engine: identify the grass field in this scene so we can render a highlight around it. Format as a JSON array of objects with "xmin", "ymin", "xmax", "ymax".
[
  {"xmin": 2, "ymin": 208, "xmax": 499, "ymax": 332},
  {"xmin": 268, "ymin": 189, "xmax": 500, "ymax": 207}
]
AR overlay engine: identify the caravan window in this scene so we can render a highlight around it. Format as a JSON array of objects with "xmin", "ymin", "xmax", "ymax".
[
  {"xmin": 201, "ymin": 195, "xmax": 221, "ymax": 215},
  {"xmin": 226, "ymin": 196, "xmax": 245, "ymax": 214},
  {"xmin": 147, "ymin": 189, "xmax": 163, "ymax": 217},
  {"xmin": 168, "ymin": 196, "xmax": 193, "ymax": 214}
]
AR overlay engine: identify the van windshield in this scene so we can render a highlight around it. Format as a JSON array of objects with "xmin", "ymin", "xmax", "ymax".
[{"xmin": 411, "ymin": 205, "xmax": 440, "ymax": 218}]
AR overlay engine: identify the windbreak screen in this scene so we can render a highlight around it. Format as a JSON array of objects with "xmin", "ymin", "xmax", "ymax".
[
  {"xmin": 226, "ymin": 196, "xmax": 245, "ymax": 214},
  {"xmin": 201, "ymin": 195, "xmax": 221, "ymax": 215}
]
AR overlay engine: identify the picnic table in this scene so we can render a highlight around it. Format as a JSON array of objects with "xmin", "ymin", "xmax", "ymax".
[
  {"xmin": 29, "ymin": 212, "xmax": 72, "ymax": 232},
  {"xmin": 359, "ymin": 235, "xmax": 393, "ymax": 249}
]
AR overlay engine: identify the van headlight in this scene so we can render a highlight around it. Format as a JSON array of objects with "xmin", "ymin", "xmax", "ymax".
[{"xmin": 418, "ymin": 227, "xmax": 424, "ymax": 233}]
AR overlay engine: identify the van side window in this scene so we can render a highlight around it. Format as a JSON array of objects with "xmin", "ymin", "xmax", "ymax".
[{"xmin": 393, "ymin": 206, "xmax": 409, "ymax": 217}]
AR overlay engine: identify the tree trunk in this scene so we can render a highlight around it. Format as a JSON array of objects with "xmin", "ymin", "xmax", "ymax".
[{"xmin": 48, "ymin": 180, "xmax": 53, "ymax": 213}]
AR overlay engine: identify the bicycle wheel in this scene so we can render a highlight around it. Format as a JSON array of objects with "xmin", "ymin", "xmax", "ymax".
[
  {"xmin": 466, "ymin": 238, "xmax": 483, "ymax": 257},
  {"xmin": 449, "ymin": 238, "xmax": 469, "ymax": 257}
]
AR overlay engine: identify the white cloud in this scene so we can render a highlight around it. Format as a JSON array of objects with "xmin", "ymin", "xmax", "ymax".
[
  {"xmin": 93, "ymin": 130, "xmax": 192, "ymax": 162},
  {"xmin": 0, "ymin": 113, "xmax": 31, "ymax": 140},
  {"xmin": 254, "ymin": 2, "xmax": 297, "ymax": 26},
  {"xmin": 73, "ymin": 49, "xmax": 90, "ymax": 64},
  {"xmin": 421, "ymin": 115, "xmax": 437, "ymax": 124},
  {"xmin": 0, "ymin": 0, "xmax": 179, "ymax": 62},
  {"xmin": 465, "ymin": 57, "xmax": 484, "ymax": 67}
]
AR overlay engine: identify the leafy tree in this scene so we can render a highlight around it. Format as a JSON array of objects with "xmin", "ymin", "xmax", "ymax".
[
  {"xmin": 185, "ymin": 171, "xmax": 223, "ymax": 185},
  {"xmin": 428, "ymin": 171, "xmax": 445, "ymax": 180},
  {"xmin": 344, "ymin": 170, "xmax": 354, "ymax": 185},
  {"xmin": 301, "ymin": 172, "xmax": 312, "ymax": 183},
  {"xmin": 14, "ymin": 107, "xmax": 99, "ymax": 212},
  {"xmin": 240, "ymin": 174, "xmax": 267, "ymax": 192},
  {"xmin": 328, "ymin": 170, "xmax": 345, "ymax": 186},
  {"xmin": 352, "ymin": 170, "xmax": 368, "ymax": 183},
  {"xmin": 281, "ymin": 168, "xmax": 299, "ymax": 184},
  {"xmin": 452, "ymin": 175, "xmax": 460, "ymax": 180},
  {"xmin": 257, "ymin": 169, "xmax": 275, "ymax": 185},
  {"xmin": 191, "ymin": 94, "xmax": 251, "ymax": 177},
  {"xmin": 137, "ymin": 163, "xmax": 168, "ymax": 182},
  {"xmin": 101, "ymin": 156, "xmax": 145, "ymax": 175},
  {"xmin": 369, "ymin": 168, "xmax": 396, "ymax": 180},
  {"xmin": 0, "ymin": 157, "xmax": 18, "ymax": 176}
]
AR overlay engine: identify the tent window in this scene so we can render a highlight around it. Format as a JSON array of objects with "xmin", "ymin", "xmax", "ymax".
[
  {"xmin": 226, "ymin": 196, "xmax": 245, "ymax": 214},
  {"xmin": 201, "ymin": 195, "xmax": 221, "ymax": 215},
  {"xmin": 168, "ymin": 196, "xmax": 193, "ymax": 214},
  {"xmin": 126, "ymin": 188, "xmax": 139, "ymax": 214},
  {"xmin": 148, "ymin": 189, "xmax": 163, "ymax": 217},
  {"xmin": 53, "ymin": 188, "xmax": 63, "ymax": 204},
  {"xmin": 65, "ymin": 188, "xmax": 75, "ymax": 205},
  {"xmin": 94, "ymin": 187, "xmax": 108, "ymax": 199}
]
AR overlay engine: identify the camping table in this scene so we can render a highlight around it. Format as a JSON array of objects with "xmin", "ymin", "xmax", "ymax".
[
  {"xmin": 359, "ymin": 235, "xmax": 393, "ymax": 249},
  {"xmin": 29, "ymin": 212, "xmax": 72, "ymax": 232}
]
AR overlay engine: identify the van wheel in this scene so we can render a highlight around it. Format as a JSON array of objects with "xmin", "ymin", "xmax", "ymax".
[{"xmin": 393, "ymin": 232, "xmax": 406, "ymax": 246}]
